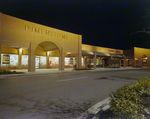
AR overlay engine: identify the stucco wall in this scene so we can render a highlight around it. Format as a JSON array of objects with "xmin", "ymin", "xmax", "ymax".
[
  {"xmin": 134, "ymin": 47, "xmax": 150, "ymax": 58},
  {"xmin": 0, "ymin": 12, "xmax": 81, "ymax": 54},
  {"xmin": 82, "ymin": 44, "xmax": 123, "ymax": 54}
]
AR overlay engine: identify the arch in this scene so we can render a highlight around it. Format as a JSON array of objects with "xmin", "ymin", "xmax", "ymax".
[{"xmin": 34, "ymin": 41, "xmax": 61, "ymax": 70}]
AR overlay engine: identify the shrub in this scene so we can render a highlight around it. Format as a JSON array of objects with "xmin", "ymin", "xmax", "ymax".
[
  {"xmin": 132, "ymin": 77, "xmax": 150, "ymax": 96},
  {"xmin": 109, "ymin": 77, "xmax": 150, "ymax": 118},
  {"xmin": 3, "ymin": 69, "xmax": 7, "ymax": 74},
  {"xmin": 108, "ymin": 58, "xmax": 120, "ymax": 68}
]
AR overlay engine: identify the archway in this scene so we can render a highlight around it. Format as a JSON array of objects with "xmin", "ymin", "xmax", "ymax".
[{"xmin": 34, "ymin": 41, "xmax": 60, "ymax": 70}]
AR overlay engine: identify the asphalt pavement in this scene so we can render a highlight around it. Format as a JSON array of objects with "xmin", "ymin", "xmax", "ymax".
[{"xmin": 0, "ymin": 68, "xmax": 149, "ymax": 119}]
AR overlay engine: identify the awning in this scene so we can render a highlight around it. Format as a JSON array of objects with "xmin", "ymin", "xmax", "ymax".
[{"xmin": 82, "ymin": 50, "xmax": 132, "ymax": 59}]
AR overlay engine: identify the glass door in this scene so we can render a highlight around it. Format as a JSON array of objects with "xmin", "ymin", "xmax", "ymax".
[{"xmin": 35, "ymin": 57, "xmax": 40, "ymax": 69}]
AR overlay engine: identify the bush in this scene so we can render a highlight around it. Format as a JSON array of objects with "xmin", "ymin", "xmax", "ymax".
[
  {"xmin": 107, "ymin": 65, "xmax": 119, "ymax": 68},
  {"xmin": 108, "ymin": 58, "xmax": 120, "ymax": 68},
  {"xmin": 0, "ymin": 69, "xmax": 19, "ymax": 74},
  {"xmin": 109, "ymin": 77, "xmax": 150, "ymax": 118}
]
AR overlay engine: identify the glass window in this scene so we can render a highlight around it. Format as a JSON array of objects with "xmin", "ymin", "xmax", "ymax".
[
  {"xmin": 49, "ymin": 57, "xmax": 59, "ymax": 66},
  {"xmin": 39, "ymin": 56, "xmax": 47, "ymax": 66},
  {"xmin": 65, "ymin": 57, "xmax": 76, "ymax": 66},
  {"xmin": 82, "ymin": 58, "xmax": 84, "ymax": 66},
  {"xmin": 1, "ymin": 54, "xmax": 10, "ymax": 66},
  {"xmin": 97, "ymin": 59, "xmax": 99, "ymax": 65},
  {"xmin": 22, "ymin": 55, "xmax": 28, "ymax": 66},
  {"xmin": 1, "ymin": 54, "xmax": 18, "ymax": 66},
  {"xmin": 10, "ymin": 55, "xmax": 18, "ymax": 66}
]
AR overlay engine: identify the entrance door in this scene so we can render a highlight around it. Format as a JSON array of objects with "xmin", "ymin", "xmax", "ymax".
[{"xmin": 35, "ymin": 57, "xmax": 40, "ymax": 69}]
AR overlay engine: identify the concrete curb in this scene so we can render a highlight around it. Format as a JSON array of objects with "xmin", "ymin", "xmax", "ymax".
[
  {"xmin": 78, "ymin": 97, "xmax": 111, "ymax": 119},
  {"xmin": 0, "ymin": 68, "xmax": 142, "ymax": 79}
]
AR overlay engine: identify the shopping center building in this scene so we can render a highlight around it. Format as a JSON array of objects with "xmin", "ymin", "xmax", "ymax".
[{"xmin": 0, "ymin": 12, "xmax": 150, "ymax": 72}]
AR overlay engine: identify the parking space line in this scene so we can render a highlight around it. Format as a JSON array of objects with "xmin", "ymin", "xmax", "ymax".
[{"xmin": 57, "ymin": 76, "xmax": 87, "ymax": 82}]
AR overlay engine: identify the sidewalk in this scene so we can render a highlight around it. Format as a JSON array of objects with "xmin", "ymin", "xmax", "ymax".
[{"xmin": 0, "ymin": 67, "xmax": 141, "ymax": 79}]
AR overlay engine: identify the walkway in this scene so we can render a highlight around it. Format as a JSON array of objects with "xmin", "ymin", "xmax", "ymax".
[{"xmin": 9, "ymin": 67, "xmax": 138, "ymax": 75}]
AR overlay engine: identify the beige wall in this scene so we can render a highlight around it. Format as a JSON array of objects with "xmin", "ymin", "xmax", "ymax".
[
  {"xmin": 0, "ymin": 12, "xmax": 82, "ymax": 71},
  {"xmin": 82, "ymin": 44, "xmax": 123, "ymax": 54},
  {"xmin": 0, "ymin": 12, "xmax": 81, "ymax": 53},
  {"xmin": 134, "ymin": 47, "xmax": 150, "ymax": 58}
]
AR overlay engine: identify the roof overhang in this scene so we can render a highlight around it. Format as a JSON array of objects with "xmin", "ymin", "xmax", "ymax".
[{"xmin": 82, "ymin": 50, "xmax": 132, "ymax": 59}]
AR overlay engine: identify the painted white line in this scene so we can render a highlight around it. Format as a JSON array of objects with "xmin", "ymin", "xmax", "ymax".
[{"xmin": 57, "ymin": 76, "xmax": 87, "ymax": 82}]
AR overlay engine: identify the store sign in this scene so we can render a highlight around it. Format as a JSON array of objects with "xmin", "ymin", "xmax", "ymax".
[
  {"xmin": 25, "ymin": 25, "xmax": 68, "ymax": 39},
  {"xmin": 116, "ymin": 50, "xmax": 121, "ymax": 53},
  {"xmin": 108, "ymin": 49, "xmax": 114, "ymax": 52},
  {"xmin": 2, "ymin": 54, "xmax": 10, "ymax": 64},
  {"xmin": 108, "ymin": 49, "xmax": 121, "ymax": 53}
]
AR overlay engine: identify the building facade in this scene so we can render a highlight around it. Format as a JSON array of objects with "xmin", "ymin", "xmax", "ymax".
[
  {"xmin": 0, "ymin": 12, "xmax": 150, "ymax": 72},
  {"xmin": 124, "ymin": 47, "xmax": 150, "ymax": 67},
  {"xmin": 0, "ymin": 12, "xmax": 82, "ymax": 72}
]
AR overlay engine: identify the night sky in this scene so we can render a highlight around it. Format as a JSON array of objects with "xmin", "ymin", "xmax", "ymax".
[{"xmin": 0, "ymin": 0, "xmax": 150, "ymax": 49}]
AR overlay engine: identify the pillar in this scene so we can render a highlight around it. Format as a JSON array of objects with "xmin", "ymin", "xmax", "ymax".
[
  {"xmin": 0, "ymin": 45, "xmax": 1, "ymax": 69},
  {"xmin": 124, "ymin": 56, "xmax": 126, "ymax": 68},
  {"xmin": 18, "ymin": 48, "xmax": 22, "ymax": 69},
  {"xmin": 138, "ymin": 57, "xmax": 142, "ymax": 67},
  {"xmin": 132, "ymin": 58, "xmax": 136, "ymax": 67},
  {"xmin": 77, "ymin": 35, "xmax": 82, "ymax": 69},
  {"xmin": 59, "ymin": 47, "xmax": 64, "ymax": 70},
  {"xmin": 93, "ymin": 52, "xmax": 96, "ymax": 69},
  {"xmin": 147, "ymin": 57, "xmax": 150, "ymax": 67},
  {"xmin": 126, "ymin": 59, "xmax": 128, "ymax": 67},
  {"xmin": 0, "ymin": 13, "xmax": 2, "ymax": 69},
  {"xmin": 28, "ymin": 42, "xmax": 35, "ymax": 72},
  {"xmin": 47, "ymin": 51, "xmax": 50, "ymax": 68},
  {"xmin": 120, "ymin": 59, "xmax": 121, "ymax": 67},
  {"xmin": 83, "ymin": 56, "xmax": 86, "ymax": 68},
  {"xmin": 102, "ymin": 60, "xmax": 105, "ymax": 68}
]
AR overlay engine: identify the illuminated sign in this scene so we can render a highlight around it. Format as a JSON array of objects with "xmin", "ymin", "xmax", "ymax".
[
  {"xmin": 108, "ymin": 49, "xmax": 121, "ymax": 53},
  {"xmin": 116, "ymin": 50, "xmax": 121, "ymax": 53},
  {"xmin": 25, "ymin": 25, "xmax": 68, "ymax": 39},
  {"xmin": 108, "ymin": 50, "xmax": 114, "ymax": 52}
]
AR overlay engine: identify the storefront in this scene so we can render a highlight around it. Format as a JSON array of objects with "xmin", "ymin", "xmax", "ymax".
[
  {"xmin": 0, "ymin": 12, "xmax": 82, "ymax": 72},
  {"xmin": 1, "ymin": 12, "xmax": 150, "ymax": 72},
  {"xmin": 123, "ymin": 47, "xmax": 150, "ymax": 67}
]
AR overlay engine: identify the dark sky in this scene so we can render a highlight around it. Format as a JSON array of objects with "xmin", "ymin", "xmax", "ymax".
[{"xmin": 0, "ymin": 0, "xmax": 150, "ymax": 49}]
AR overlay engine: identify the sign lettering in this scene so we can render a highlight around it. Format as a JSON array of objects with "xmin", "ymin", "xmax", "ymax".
[{"xmin": 25, "ymin": 25, "xmax": 68, "ymax": 39}]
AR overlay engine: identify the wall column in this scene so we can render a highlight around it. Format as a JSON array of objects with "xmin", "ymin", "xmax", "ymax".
[
  {"xmin": 102, "ymin": 60, "xmax": 105, "ymax": 68},
  {"xmin": 93, "ymin": 52, "xmax": 97, "ymax": 69},
  {"xmin": 59, "ymin": 47, "xmax": 64, "ymax": 70},
  {"xmin": 120, "ymin": 60, "xmax": 121, "ymax": 67},
  {"xmin": 47, "ymin": 51, "xmax": 50, "ymax": 68},
  {"xmin": 18, "ymin": 48, "xmax": 22, "ymax": 69},
  {"xmin": 133, "ymin": 58, "xmax": 136, "ymax": 67},
  {"xmin": 77, "ymin": 35, "xmax": 82, "ymax": 69},
  {"xmin": 126, "ymin": 59, "xmax": 128, "ymax": 67},
  {"xmin": 28, "ymin": 42, "xmax": 35, "ymax": 72},
  {"xmin": 124, "ymin": 56, "xmax": 126, "ymax": 68},
  {"xmin": 147, "ymin": 57, "xmax": 150, "ymax": 67},
  {"xmin": 139, "ymin": 57, "xmax": 142, "ymax": 67},
  {"xmin": 0, "ymin": 45, "xmax": 1, "ymax": 69},
  {"xmin": 0, "ymin": 13, "xmax": 2, "ymax": 69}
]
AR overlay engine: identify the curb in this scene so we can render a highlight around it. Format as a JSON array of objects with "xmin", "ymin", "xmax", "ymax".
[
  {"xmin": 0, "ymin": 68, "xmax": 142, "ymax": 79},
  {"xmin": 79, "ymin": 97, "xmax": 111, "ymax": 119}
]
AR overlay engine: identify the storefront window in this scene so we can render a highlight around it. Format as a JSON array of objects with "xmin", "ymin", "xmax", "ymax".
[
  {"xmin": 91, "ymin": 59, "xmax": 93, "ymax": 65},
  {"xmin": 39, "ymin": 56, "xmax": 46, "ymax": 66},
  {"xmin": 82, "ymin": 58, "xmax": 84, "ymax": 66},
  {"xmin": 65, "ymin": 57, "xmax": 76, "ymax": 66},
  {"xmin": 49, "ymin": 57, "xmax": 59, "ymax": 66},
  {"xmin": 1, "ymin": 54, "xmax": 18, "ymax": 66},
  {"xmin": 22, "ymin": 55, "xmax": 28, "ymax": 66}
]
